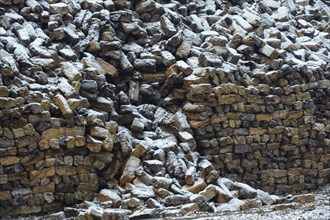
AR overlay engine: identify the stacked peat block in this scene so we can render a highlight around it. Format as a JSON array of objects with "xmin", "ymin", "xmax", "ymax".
[
  {"xmin": 184, "ymin": 78, "xmax": 330, "ymax": 194},
  {"xmin": 0, "ymin": 73, "xmax": 120, "ymax": 216},
  {"xmin": 0, "ymin": 0, "xmax": 329, "ymax": 218}
]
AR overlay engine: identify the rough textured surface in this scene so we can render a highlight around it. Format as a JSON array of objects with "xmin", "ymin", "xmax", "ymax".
[
  {"xmin": 0, "ymin": 0, "xmax": 329, "ymax": 218},
  {"xmin": 175, "ymin": 184, "xmax": 330, "ymax": 220}
]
